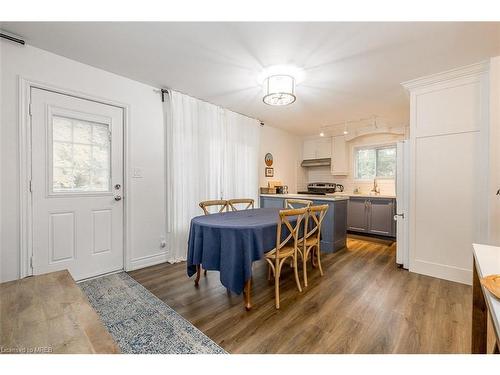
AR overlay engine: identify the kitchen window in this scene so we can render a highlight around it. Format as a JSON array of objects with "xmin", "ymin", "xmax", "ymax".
[{"xmin": 354, "ymin": 145, "xmax": 396, "ymax": 180}]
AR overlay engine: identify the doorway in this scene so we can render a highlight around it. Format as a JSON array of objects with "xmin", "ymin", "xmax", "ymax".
[{"xmin": 30, "ymin": 87, "xmax": 125, "ymax": 280}]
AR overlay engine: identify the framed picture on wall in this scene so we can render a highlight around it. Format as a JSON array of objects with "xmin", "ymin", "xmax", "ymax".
[{"xmin": 265, "ymin": 167, "xmax": 274, "ymax": 177}]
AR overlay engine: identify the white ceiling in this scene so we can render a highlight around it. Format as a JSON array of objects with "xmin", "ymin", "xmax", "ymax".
[{"xmin": 2, "ymin": 22, "xmax": 500, "ymax": 135}]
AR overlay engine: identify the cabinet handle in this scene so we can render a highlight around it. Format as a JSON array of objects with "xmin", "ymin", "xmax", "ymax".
[{"xmin": 394, "ymin": 213, "xmax": 404, "ymax": 221}]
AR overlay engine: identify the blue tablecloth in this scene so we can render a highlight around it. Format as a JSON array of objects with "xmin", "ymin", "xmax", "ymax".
[{"xmin": 187, "ymin": 208, "xmax": 285, "ymax": 294}]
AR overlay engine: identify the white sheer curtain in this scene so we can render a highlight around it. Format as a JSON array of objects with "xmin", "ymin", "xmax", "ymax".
[
  {"xmin": 222, "ymin": 110, "xmax": 260, "ymax": 203},
  {"xmin": 164, "ymin": 90, "xmax": 261, "ymax": 262}
]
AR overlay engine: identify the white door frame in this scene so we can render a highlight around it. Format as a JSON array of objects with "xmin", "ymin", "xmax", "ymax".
[{"xmin": 18, "ymin": 77, "xmax": 132, "ymax": 278}]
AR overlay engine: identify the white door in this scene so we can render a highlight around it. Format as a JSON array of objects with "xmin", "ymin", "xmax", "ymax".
[
  {"xmin": 395, "ymin": 141, "xmax": 410, "ymax": 269},
  {"xmin": 31, "ymin": 88, "xmax": 124, "ymax": 280}
]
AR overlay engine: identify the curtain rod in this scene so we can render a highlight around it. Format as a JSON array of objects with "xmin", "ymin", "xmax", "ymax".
[
  {"xmin": 0, "ymin": 32, "xmax": 25, "ymax": 45},
  {"xmin": 157, "ymin": 87, "xmax": 264, "ymax": 126}
]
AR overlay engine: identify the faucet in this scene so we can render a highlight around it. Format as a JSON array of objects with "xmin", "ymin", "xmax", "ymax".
[{"xmin": 371, "ymin": 179, "xmax": 380, "ymax": 194}]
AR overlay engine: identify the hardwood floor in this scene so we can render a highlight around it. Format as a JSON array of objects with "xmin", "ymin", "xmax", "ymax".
[
  {"xmin": 1, "ymin": 270, "xmax": 119, "ymax": 353},
  {"xmin": 129, "ymin": 236, "xmax": 472, "ymax": 354}
]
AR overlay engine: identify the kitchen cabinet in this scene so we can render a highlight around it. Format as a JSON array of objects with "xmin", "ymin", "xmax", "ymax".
[
  {"xmin": 347, "ymin": 197, "xmax": 396, "ymax": 237},
  {"xmin": 260, "ymin": 195, "xmax": 348, "ymax": 253},
  {"xmin": 331, "ymin": 135, "xmax": 349, "ymax": 175},
  {"xmin": 316, "ymin": 138, "xmax": 332, "ymax": 159},
  {"xmin": 369, "ymin": 198, "xmax": 395, "ymax": 236},
  {"xmin": 302, "ymin": 137, "xmax": 332, "ymax": 160},
  {"xmin": 346, "ymin": 197, "xmax": 369, "ymax": 233},
  {"xmin": 302, "ymin": 139, "xmax": 317, "ymax": 160}
]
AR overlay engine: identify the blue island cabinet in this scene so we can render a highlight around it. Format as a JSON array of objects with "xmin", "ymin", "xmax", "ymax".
[{"xmin": 259, "ymin": 195, "xmax": 348, "ymax": 253}]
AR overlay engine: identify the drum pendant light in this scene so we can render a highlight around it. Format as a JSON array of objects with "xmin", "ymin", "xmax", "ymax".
[{"xmin": 263, "ymin": 74, "xmax": 296, "ymax": 106}]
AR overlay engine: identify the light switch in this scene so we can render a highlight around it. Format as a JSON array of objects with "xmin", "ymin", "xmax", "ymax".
[{"xmin": 132, "ymin": 168, "xmax": 143, "ymax": 178}]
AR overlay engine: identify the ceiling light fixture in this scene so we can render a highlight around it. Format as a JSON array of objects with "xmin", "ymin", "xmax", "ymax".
[
  {"xmin": 319, "ymin": 131, "xmax": 325, "ymax": 137},
  {"xmin": 263, "ymin": 74, "xmax": 296, "ymax": 106}
]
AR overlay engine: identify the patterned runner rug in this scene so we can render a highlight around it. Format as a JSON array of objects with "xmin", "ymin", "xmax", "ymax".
[{"xmin": 79, "ymin": 272, "xmax": 226, "ymax": 354}]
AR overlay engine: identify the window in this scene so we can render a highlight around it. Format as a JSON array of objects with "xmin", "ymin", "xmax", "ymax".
[
  {"xmin": 355, "ymin": 145, "xmax": 396, "ymax": 179},
  {"xmin": 51, "ymin": 115, "xmax": 111, "ymax": 193}
]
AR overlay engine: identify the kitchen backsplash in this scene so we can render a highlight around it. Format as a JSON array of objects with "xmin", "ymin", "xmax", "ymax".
[{"xmin": 301, "ymin": 165, "xmax": 396, "ymax": 196}]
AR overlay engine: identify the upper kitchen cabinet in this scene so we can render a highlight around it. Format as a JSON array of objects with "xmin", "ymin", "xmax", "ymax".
[
  {"xmin": 302, "ymin": 137, "xmax": 332, "ymax": 160},
  {"xmin": 331, "ymin": 135, "xmax": 349, "ymax": 175}
]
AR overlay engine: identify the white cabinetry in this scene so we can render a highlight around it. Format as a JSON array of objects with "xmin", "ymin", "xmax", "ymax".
[
  {"xmin": 402, "ymin": 62, "xmax": 489, "ymax": 285},
  {"xmin": 302, "ymin": 137, "xmax": 331, "ymax": 160},
  {"xmin": 316, "ymin": 138, "xmax": 332, "ymax": 159},
  {"xmin": 331, "ymin": 135, "xmax": 348, "ymax": 175},
  {"xmin": 303, "ymin": 139, "xmax": 317, "ymax": 160}
]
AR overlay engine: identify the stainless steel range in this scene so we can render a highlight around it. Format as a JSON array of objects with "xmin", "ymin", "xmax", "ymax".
[{"xmin": 298, "ymin": 182, "xmax": 338, "ymax": 195}]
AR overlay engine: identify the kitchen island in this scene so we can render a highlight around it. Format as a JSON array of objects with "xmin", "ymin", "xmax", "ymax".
[
  {"xmin": 260, "ymin": 194, "xmax": 348, "ymax": 253},
  {"xmin": 471, "ymin": 243, "xmax": 500, "ymax": 353}
]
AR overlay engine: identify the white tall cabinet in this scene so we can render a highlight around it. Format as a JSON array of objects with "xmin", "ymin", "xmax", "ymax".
[{"xmin": 402, "ymin": 62, "xmax": 490, "ymax": 285}]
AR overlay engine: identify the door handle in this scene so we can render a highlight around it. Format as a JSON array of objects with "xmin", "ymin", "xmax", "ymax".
[
  {"xmin": 114, "ymin": 195, "xmax": 122, "ymax": 201},
  {"xmin": 394, "ymin": 213, "xmax": 404, "ymax": 221}
]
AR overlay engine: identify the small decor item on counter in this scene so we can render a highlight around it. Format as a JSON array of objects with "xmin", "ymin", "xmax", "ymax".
[
  {"xmin": 265, "ymin": 167, "xmax": 274, "ymax": 177},
  {"xmin": 480, "ymin": 274, "xmax": 500, "ymax": 299},
  {"xmin": 260, "ymin": 187, "xmax": 277, "ymax": 194},
  {"xmin": 334, "ymin": 184, "xmax": 344, "ymax": 192},
  {"xmin": 265, "ymin": 153, "xmax": 273, "ymax": 167},
  {"xmin": 275, "ymin": 185, "xmax": 289, "ymax": 194}
]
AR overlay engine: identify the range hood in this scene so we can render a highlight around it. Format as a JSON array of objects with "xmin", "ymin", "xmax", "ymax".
[{"xmin": 301, "ymin": 158, "xmax": 331, "ymax": 167}]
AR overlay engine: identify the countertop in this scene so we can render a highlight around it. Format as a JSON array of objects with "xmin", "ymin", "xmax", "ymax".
[
  {"xmin": 472, "ymin": 243, "xmax": 500, "ymax": 343},
  {"xmin": 260, "ymin": 193, "xmax": 396, "ymax": 200},
  {"xmin": 331, "ymin": 192, "xmax": 397, "ymax": 199},
  {"xmin": 260, "ymin": 193, "xmax": 349, "ymax": 202}
]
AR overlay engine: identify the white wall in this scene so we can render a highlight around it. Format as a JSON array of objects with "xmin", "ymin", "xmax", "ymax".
[
  {"xmin": 259, "ymin": 125, "xmax": 302, "ymax": 194},
  {"xmin": 0, "ymin": 41, "xmax": 166, "ymax": 282},
  {"xmin": 303, "ymin": 133, "xmax": 406, "ymax": 196}
]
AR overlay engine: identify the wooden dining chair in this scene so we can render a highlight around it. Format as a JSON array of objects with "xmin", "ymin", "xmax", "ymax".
[
  {"xmin": 227, "ymin": 198, "xmax": 254, "ymax": 211},
  {"xmin": 195, "ymin": 199, "xmax": 229, "ymax": 285},
  {"xmin": 300, "ymin": 204, "xmax": 329, "ymax": 287},
  {"xmin": 199, "ymin": 199, "xmax": 229, "ymax": 215},
  {"xmin": 265, "ymin": 207, "xmax": 307, "ymax": 309},
  {"xmin": 284, "ymin": 198, "xmax": 313, "ymax": 209}
]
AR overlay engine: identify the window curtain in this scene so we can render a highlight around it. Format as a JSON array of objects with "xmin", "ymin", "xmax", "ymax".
[
  {"xmin": 164, "ymin": 90, "xmax": 261, "ymax": 262},
  {"xmin": 222, "ymin": 110, "xmax": 260, "ymax": 204}
]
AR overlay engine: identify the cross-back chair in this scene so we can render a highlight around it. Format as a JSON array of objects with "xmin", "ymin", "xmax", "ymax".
[
  {"xmin": 265, "ymin": 207, "xmax": 307, "ymax": 309},
  {"xmin": 301, "ymin": 204, "xmax": 329, "ymax": 287},
  {"xmin": 227, "ymin": 198, "xmax": 254, "ymax": 211},
  {"xmin": 195, "ymin": 199, "xmax": 230, "ymax": 285},
  {"xmin": 284, "ymin": 198, "xmax": 313, "ymax": 210},
  {"xmin": 199, "ymin": 199, "xmax": 229, "ymax": 215}
]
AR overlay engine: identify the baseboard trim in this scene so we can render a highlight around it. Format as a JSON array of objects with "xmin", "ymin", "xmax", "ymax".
[
  {"xmin": 410, "ymin": 259, "xmax": 472, "ymax": 285},
  {"xmin": 129, "ymin": 252, "xmax": 168, "ymax": 271}
]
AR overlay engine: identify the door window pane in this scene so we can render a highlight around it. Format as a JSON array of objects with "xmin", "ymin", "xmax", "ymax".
[{"xmin": 52, "ymin": 116, "xmax": 111, "ymax": 192}]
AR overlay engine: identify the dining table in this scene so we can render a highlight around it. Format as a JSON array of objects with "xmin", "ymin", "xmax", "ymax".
[{"xmin": 187, "ymin": 207, "xmax": 294, "ymax": 310}]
